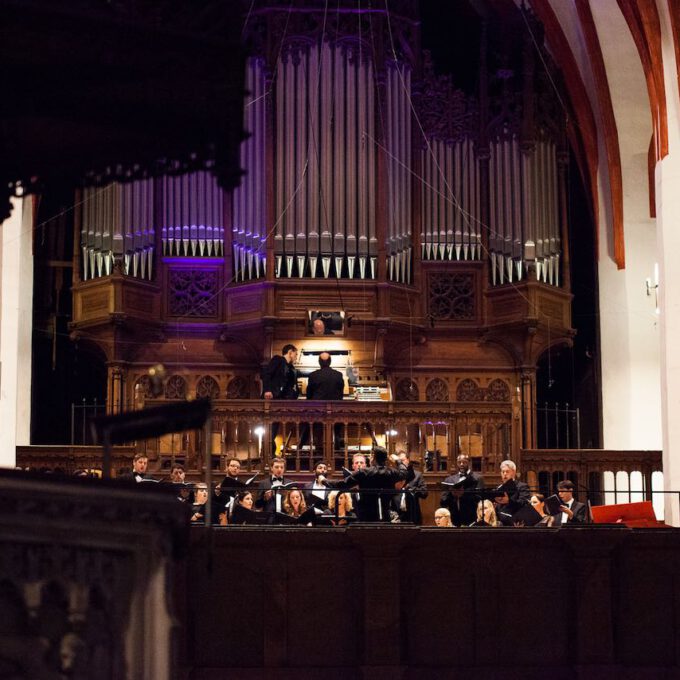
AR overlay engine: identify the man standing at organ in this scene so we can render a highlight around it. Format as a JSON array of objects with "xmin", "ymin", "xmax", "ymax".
[
  {"xmin": 262, "ymin": 344, "xmax": 299, "ymax": 400},
  {"xmin": 262, "ymin": 344, "xmax": 299, "ymax": 454}
]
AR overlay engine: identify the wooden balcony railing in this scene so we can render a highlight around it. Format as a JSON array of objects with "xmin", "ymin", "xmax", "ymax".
[{"xmin": 137, "ymin": 398, "xmax": 515, "ymax": 476}]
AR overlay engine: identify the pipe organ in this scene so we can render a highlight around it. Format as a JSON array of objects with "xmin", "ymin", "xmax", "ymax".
[
  {"xmin": 232, "ymin": 58, "xmax": 267, "ymax": 282},
  {"xmin": 80, "ymin": 180, "xmax": 155, "ymax": 281},
  {"xmin": 386, "ymin": 62, "xmax": 413, "ymax": 284},
  {"xmin": 420, "ymin": 137, "xmax": 482, "ymax": 263},
  {"xmin": 273, "ymin": 41, "xmax": 378, "ymax": 280},
  {"xmin": 160, "ymin": 171, "xmax": 225, "ymax": 259},
  {"xmin": 69, "ymin": 3, "xmax": 581, "ymax": 465},
  {"xmin": 488, "ymin": 134, "xmax": 560, "ymax": 286}
]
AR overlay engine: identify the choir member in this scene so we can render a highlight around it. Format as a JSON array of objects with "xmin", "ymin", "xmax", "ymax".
[{"xmin": 434, "ymin": 508, "xmax": 453, "ymax": 527}]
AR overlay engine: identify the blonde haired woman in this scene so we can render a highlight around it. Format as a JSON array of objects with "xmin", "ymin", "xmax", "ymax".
[
  {"xmin": 470, "ymin": 499, "xmax": 499, "ymax": 527},
  {"xmin": 434, "ymin": 508, "xmax": 453, "ymax": 527},
  {"xmin": 325, "ymin": 490, "xmax": 356, "ymax": 525},
  {"xmin": 283, "ymin": 489, "xmax": 307, "ymax": 517}
]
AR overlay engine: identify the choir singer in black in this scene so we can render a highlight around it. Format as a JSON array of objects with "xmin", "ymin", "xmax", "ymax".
[{"xmin": 440, "ymin": 454, "xmax": 484, "ymax": 526}]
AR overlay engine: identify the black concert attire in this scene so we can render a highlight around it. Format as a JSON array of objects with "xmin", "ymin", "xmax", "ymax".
[
  {"xmin": 262, "ymin": 354, "xmax": 298, "ymax": 453},
  {"xmin": 255, "ymin": 474, "xmax": 289, "ymax": 514},
  {"xmin": 339, "ymin": 460, "xmax": 413, "ymax": 522},
  {"xmin": 494, "ymin": 480, "xmax": 531, "ymax": 524},
  {"xmin": 302, "ymin": 365, "xmax": 345, "ymax": 451},
  {"xmin": 190, "ymin": 502, "xmax": 208, "ymax": 524},
  {"xmin": 306, "ymin": 366, "xmax": 344, "ymax": 400},
  {"xmin": 261, "ymin": 355, "xmax": 298, "ymax": 400},
  {"xmin": 118, "ymin": 471, "xmax": 150, "ymax": 483},
  {"xmin": 440, "ymin": 469, "xmax": 484, "ymax": 526},
  {"xmin": 555, "ymin": 498, "xmax": 588, "ymax": 525},
  {"xmin": 391, "ymin": 469, "xmax": 429, "ymax": 524}
]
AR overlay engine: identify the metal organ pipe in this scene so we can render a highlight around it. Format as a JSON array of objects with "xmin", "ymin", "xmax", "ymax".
[
  {"xmin": 271, "ymin": 41, "xmax": 378, "ymax": 280},
  {"xmin": 385, "ymin": 63, "xmax": 412, "ymax": 283},
  {"xmin": 488, "ymin": 134, "xmax": 561, "ymax": 286},
  {"xmin": 79, "ymin": 180, "xmax": 155, "ymax": 281},
  {"xmin": 420, "ymin": 132, "xmax": 482, "ymax": 265},
  {"xmin": 232, "ymin": 57, "xmax": 266, "ymax": 280}
]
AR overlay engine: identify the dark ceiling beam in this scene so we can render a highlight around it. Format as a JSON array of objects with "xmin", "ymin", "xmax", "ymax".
[{"xmin": 617, "ymin": 0, "xmax": 669, "ymax": 161}]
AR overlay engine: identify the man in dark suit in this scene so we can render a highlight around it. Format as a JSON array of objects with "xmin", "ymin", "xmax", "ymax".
[
  {"xmin": 306, "ymin": 352, "xmax": 344, "ymax": 400},
  {"xmin": 339, "ymin": 447, "xmax": 413, "ymax": 522},
  {"xmin": 556, "ymin": 479, "xmax": 588, "ymax": 524},
  {"xmin": 440, "ymin": 454, "xmax": 484, "ymax": 526},
  {"xmin": 262, "ymin": 344, "xmax": 299, "ymax": 400},
  {"xmin": 494, "ymin": 459, "xmax": 531, "ymax": 524},
  {"xmin": 262, "ymin": 344, "xmax": 298, "ymax": 454},
  {"xmin": 255, "ymin": 457, "xmax": 289, "ymax": 515},
  {"xmin": 117, "ymin": 453, "xmax": 150, "ymax": 483},
  {"xmin": 301, "ymin": 352, "xmax": 345, "ymax": 452},
  {"xmin": 391, "ymin": 451, "xmax": 428, "ymax": 524}
]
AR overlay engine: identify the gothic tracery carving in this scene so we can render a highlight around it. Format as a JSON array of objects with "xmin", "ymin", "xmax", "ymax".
[
  {"xmin": 416, "ymin": 52, "xmax": 478, "ymax": 143},
  {"xmin": 426, "ymin": 378, "xmax": 449, "ymax": 402},
  {"xmin": 226, "ymin": 376, "xmax": 249, "ymax": 399},
  {"xmin": 165, "ymin": 375, "xmax": 187, "ymax": 400},
  {"xmin": 196, "ymin": 375, "xmax": 220, "ymax": 400},
  {"xmin": 429, "ymin": 273, "xmax": 475, "ymax": 321},
  {"xmin": 168, "ymin": 269, "xmax": 219, "ymax": 317},
  {"xmin": 395, "ymin": 378, "xmax": 419, "ymax": 401},
  {"xmin": 457, "ymin": 378, "xmax": 511, "ymax": 402}
]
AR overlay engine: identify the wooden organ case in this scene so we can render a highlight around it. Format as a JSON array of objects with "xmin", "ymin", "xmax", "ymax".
[{"xmin": 69, "ymin": 1, "xmax": 574, "ymax": 476}]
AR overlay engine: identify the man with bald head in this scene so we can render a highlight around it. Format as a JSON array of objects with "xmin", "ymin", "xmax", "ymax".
[
  {"xmin": 300, "ymin": 352, "xmax": 345, "ymax": 453},
  {"xmin": 306, "ymin": 352, "xmax": 344, "ymax": 400}
]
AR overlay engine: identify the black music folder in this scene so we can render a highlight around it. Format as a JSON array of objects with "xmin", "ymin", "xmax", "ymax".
[
  {"xmin": 274, "ymin": 506, "xmax": 317, "ymax": 526},
  {"xmin": 442, "ymin": 476, "xmax": 477, "ymax": 490},
  {"xmin": 317, "ymin": 512, "xmax": 358, "ymax": 526},
  {"xmin": 480, "ymin": 480, "xmax": 518, "ymax": 500},
  {"xmin": 544, "ymin": 494, "xmax": 563, "ymax": 516},
  {"xmin": 498, "ymin": 503, "xmax": 542, "ymax": 527},
  {"xmin": 220, "ymin": 472, "xmax": 259, "ymax": 491},
  {"xmin": 230, "ymin": 505, "xmax": 272, "ymax": 525}
]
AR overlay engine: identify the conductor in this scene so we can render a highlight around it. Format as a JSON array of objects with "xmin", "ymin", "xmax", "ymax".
[{"xmin": 339, "ymin": 446, "xmax": 413, "ymax": 522}]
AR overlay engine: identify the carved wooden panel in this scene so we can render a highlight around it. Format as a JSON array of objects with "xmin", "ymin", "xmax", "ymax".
[
  {"xmin": 226, "ymin": 376, "xmax": 249, "ymax": 399},
  {"xmin": 123, "ymin": 289, "xmax": 154, "ymax": 315},
  {"xmin": 396, "ymin": 378, "xmax": 419, "ymax": 401},
  {"xmin": 228, "ymin": 291, "xmax": 263, "ymax": 317},
  {"xmin": 196, "ymin": 375, "xmax": 220, "ymax": 400},
  {"xmin": 76, "ymin": 287, "xmax": 113, "ymax": 321},
  {"xmin": 488, "ymin": 378, "xmax": 510, "ymax": 402},
  {"xmin": 456, "ymin": 378, "xmax": 510, "ymax": 402},
  {"xmin": 426, "ymin": 378, "xmax": 449, "ymax": 402},
  {"xmin": 134, "ymin": 375, "xmax": 152, "ymax": 398},
  {"xmin": 428, "ymin": 272, "xmax": 475, "ymax": 321},
  {"xmin": 165, "ymin": 375, "xmax": 187, "ymax": 399},
  {"xmin": 278, "ymin": 292, "xmax": 374, "ymax": 314},
  {"xmin": 489, "ymin": 296, "xmax": 525, "ymax": 322},
  {"xmin": 167, "ymin": 269, "xmax": 219, "ymax": 318}
]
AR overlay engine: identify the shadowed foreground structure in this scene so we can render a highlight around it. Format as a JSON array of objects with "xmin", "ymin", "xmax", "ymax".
[
  {"xmin": 2, "ymin": 472, "xmax": 680, "ymax": 678},
  {"xmin": 178, "ymin": 524, "xmax": 680, "ymax": 679}
]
